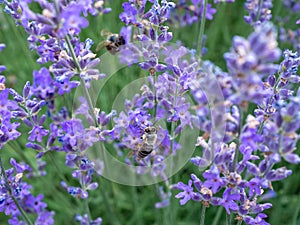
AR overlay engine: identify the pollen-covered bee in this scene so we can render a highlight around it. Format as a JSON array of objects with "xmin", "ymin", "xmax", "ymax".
[
  {"xmin": 137, "ymin": 126, "xmax": 158, "ymax": 161},
  {"xmin": 128, "ymin": 126, "xmax": 158, "ymax": 162},
  {"xmin": 96, "ymin": 30, "xmax": 126, "ymax": 55}
]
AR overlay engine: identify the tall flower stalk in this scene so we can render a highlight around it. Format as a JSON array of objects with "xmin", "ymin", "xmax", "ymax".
[
  {"xmin": 0, "ymin": 1, "xmax": 300, "ymax": 225},
  {"xmin": 0, "ymin": 157, "xmax": 34, "ymax": 225}
]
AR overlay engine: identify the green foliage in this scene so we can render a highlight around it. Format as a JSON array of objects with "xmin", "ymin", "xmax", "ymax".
[{"xmin": 0, "ymin": 1, "xmax": 299, "ymax": 225}]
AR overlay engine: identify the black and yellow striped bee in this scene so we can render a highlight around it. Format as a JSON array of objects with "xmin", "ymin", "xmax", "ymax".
[
  {"xmin": 96, "ymin": 30, "xmax": 126, "ymax": 55},
  {"xmin": 136, "ymin": 126, "xmax": 158, "ymax": 161},
  {"xmin": 127, "ymin": 126, "xmax": 158, "ymax": 162}
]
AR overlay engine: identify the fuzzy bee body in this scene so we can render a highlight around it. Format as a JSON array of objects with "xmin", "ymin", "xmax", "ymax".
[
  {"xmin": 136, "ymin": 126, "xmax": 157, "ymax": 161},
  {"xmin": 137, "ymin": 142, "xmax": 154, "ymax": 160},
  {"xmin": 96, "ymin": 30, "xmax": 126, "ymax": 55}
]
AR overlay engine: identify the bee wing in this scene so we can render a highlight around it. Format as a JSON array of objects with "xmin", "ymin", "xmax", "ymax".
[
  {"xmin": 126, "ymin": 138, "xmax": 145, "ymax": 159},
  {"xmin": 126, "ymin": 150, "xmax": 135, "ymax": 158},
  {"xmin": 100, "ymin": 29, "xmax": 112, "ymax": 37},
  {"xmin": 96, "ymin": 41, "xmax": 107, "ymax": 51}
]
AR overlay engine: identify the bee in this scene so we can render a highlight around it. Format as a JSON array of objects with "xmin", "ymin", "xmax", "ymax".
[
  {"xmin": 96, "ymin": 30, "xmax": 126, "ymax": 55},
  {"xmin": 129, "ymin": 126, "xmax": 158, "ymax": 162}
]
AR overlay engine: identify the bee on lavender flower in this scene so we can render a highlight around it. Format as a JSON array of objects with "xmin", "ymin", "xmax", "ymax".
[
  {"xmin": 128, "ymin": 126, "xmax": 158, "ymax": 162},
  {"xmin": 96, "ymin": 30, "xmax": 125, "ymax": 55},
  {"xmin": 137, "ymin": 126, "xmax": 158, "ymax": 161}
]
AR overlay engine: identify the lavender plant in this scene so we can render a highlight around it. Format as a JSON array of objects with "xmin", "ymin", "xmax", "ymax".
[{"xmin": 0, "ymin": 1, "xmax": 299, "ymax": 225}]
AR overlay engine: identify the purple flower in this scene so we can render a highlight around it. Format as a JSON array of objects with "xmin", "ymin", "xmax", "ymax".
[
  {"xmin": 58, "ymin": 3, "xmax": 89, "ymax": 38},
  {"xmin": 61, "ymin": 181, "xmax": 88, "ymax": 199},
  {"xmin": 155, "ymin": 186, "xmax": 171, "ymax": 208},
  {"xmin": 35, "ymin": 211, "xmax": 55, "ymax": 225},
  {"xmin": 8, "ymin": 217, "xmax": 27, "ymax": 225},
  {"xmin": 169, "ymin": 0, "xmax": 216, "ymax": 26},
  {"xmin": 35, "ymin": 38, "xmax": 61, "ymax": 63},
  {"xmin": 173, "ymin": 180, "xmax": 201, "ymax": 205},
  {"xmin": 240, "ymin": 115, "xmax": 263, "ymax": 151},
  {"xmin": 224, "ymin": 23, "xmax": 281, "ymax": 104},
  {"xmin": 283, "ymin": 0, "xmax": 300, "ymax": 12},
  {"xmin": 0, "ymin": 75, "xmax": 5, "ymax": 91},
  {"xmin": 75, "ymin": 214, "xmax": 102, "ymax": 225},
  {"xmin": 244, "ymin": 213, "xmax": 270, "ymax": 225},
  {"xmin": 25, "ymin": 194, "xmax": 47, "ymax": 213},
  {"xmin": 119, "ymin": 2, "xmax": 138, "ymax": 25},
  {"xmin": 244, "ymin": 0, "xmax": 273, "ymax": 25},
  {"xmin": 59, "ymin": 118, "xmax": 99, "ymax": 152},
  {"xmin": 0, "ymin": 44, "xmax": 6, "ymax": 73},
  {"xmin": 214, "ymin": 0, "xmax": 235, "ymax": 3},
  {"xmin": 2, "ymin": 0, "xmax": 23, "ymax": 22},
  {"xmin": 28, "ymin": 125, "xmax": 49, "ymax": 142},
  {"xmin": 212, "ymin": 188, "xmax": 240, "ymax": 214},
  {"xmin": 0, "ymin": 89, "xmax": 21, "ymax": 149},
  {"xmin": 278, "ymin": 50, "xmax": 300, "ymax": 81},
  {"xmin": 247, "ymin": 177, "xmax": 263, "ymax": 197},
  {"xmin": 2, "ymin": 0, "xmax": 105, "ymax": 40},
  {"xmin": 203, "ymin": 166, "xmax": 226, "ymax": 194},
  {"xmin": 266, "ymin": 167, "xmax": 292, "ymax": 181},
  {"xmin": 56, "ymin": 78, "xmax": 79, "ymax": 95},
  {"xmin": 32, "ymin": 68, "xmax": 55, "ymax": 100},
  {"xmin": 52, "ymin": 38, "xmax": 104, "ymax": 84},
  {"xmin": 0, "ymin": 159, "xmax": 54, "ymax": 224}
]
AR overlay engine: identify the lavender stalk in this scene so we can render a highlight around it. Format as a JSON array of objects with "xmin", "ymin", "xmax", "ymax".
[
  {"xmin": 200, "ymin": 204, "xmax": 206, "ymax": 225},
  {"xmin": 64, "ymin": 35, "xmax": 98, "ymax": 126},
  {"xmin": 0, "ymin": 157, "xmax": 34, "ymax": 225},
  {"xmin": 197, "ymin": 0, "xmax": 207, "ymax": 56}
]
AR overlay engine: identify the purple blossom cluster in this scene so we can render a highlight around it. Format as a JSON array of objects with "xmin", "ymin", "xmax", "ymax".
[
  {"xmin": 169, "ymin": 0, "xmax": 217, "ymax": 26},
  {"xmin": 0, "ymin": 0, "xmax": 112, "ymax": 224},
  {"xmin": 172, "ymin": 22, "xmax": 300, "ymax": 225},
  {"xmin": 283, "ymin": 0, "xmax": 300, "ymax": 13},
  {"xmin": 278, "ymin": 1, "xmax": 300, "ymax": 54},
  {"xmin": 224, "ymin": 23, "xmax": 281, "ymax": 105},
  {"xmin": 0, "ymin": 0, "xmax": 300, "ymax": 225},
  {"xmin": 0, "ymin": 45, "xmax": 21, "ymax": 149},
  {"xmin": 244, "ymin": 0, "xmax": 273, "ymax": 26},
  {"xmin": 2, "ymin": 0, "xmax": 107, "ymax": 91},
  {"xmin": 0, "ymin": 64, "xmax": 107, "ymax": 224},
  {"xmin": 0, "ymin": 158, "xmax": 54, "ymax": 225}
]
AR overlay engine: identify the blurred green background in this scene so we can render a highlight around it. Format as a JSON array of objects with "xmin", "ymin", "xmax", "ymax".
[{"xmin": 0, "ymin": 1, "xmax": 300, "ymax": 225}]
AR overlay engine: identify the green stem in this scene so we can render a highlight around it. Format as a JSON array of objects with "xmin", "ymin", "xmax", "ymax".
[
  {"xmin": 0, "ymin": 157, "xmax": 34, "ymax": 225},
  {"xmin": 257, "ymin": 120, "xmax": 265, "ymax": 134},
  {"xmin": 65, "ymin": 35, "xmax": 104, "ymax": 221},
  {"xmin": 200, "ymin": 205, "xmax": 206, "ymax": 225},
  {"xmin": 231, "ymin": 106, "xmax": 243, "ymax": 172},
  {"xmin": 292, "ymin": 195, "xmax": 300, "ymax": 225},
  {"xmin": 153, "ymin": 72, "xmax": 157, "ymax": 121},
  {"xmin": 128, "ymin": 186, "xmax": 142, "ymax": 225},
  {"xmin": 196, "ymin": 0, "xmax": 207, "ymax": 57},
  {"xmin": 255, "ymin": 0, "xmax": 264, "ymax": 23},
  {"xmin": 65, "ymin": 35, "xmax": 98, "ymax": 126},
  {"xmin": 80, "ymin": 79, "xmax": 98, "ymax": 126},
  {"xmin": 7, "ymin": 142, "xmax": 37, "ymax": 172},
  {"xmin": 212, "ymin": 207, "xmax": 223, "ymax": 225},
  {"xmin": 165, "ymin": 79, "xmax": 179, "ymax": 225},
  {"xmin": 79, "ymin": 171, "xmax": 92, "ymax": 221},
  {"xmin": 47, "ymin": 153, "xmax": 68, "ymax": 182},
  {"xmin": 65, "ymin": 35, "xmax": 81, "ymax": 71},
  {"xmin": 85, "ymin": 198, "xmax": 92, "ymax": 221},
  {"xmin": 4, "ymin": 14, "xmax": 36, "ymax": 73},
  {"xmin": 236, "ymin": 220, "xmax": 243, "ymax": 225},
  {"xmin": 226, "ymin": 212, "xmax": 231, "ymax": 225},
  {"xmin": 100, "ymin": 179, "xmax": 122, "ymax": 225},
  {"xmin": 163, "ymin": 79, "xmax": 179, "ymax": 225}
]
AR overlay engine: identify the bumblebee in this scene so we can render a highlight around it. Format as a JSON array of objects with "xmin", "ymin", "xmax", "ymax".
[{"xmin": 96, "ymin": 30, "xmax": 126, "ymax": 55}]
